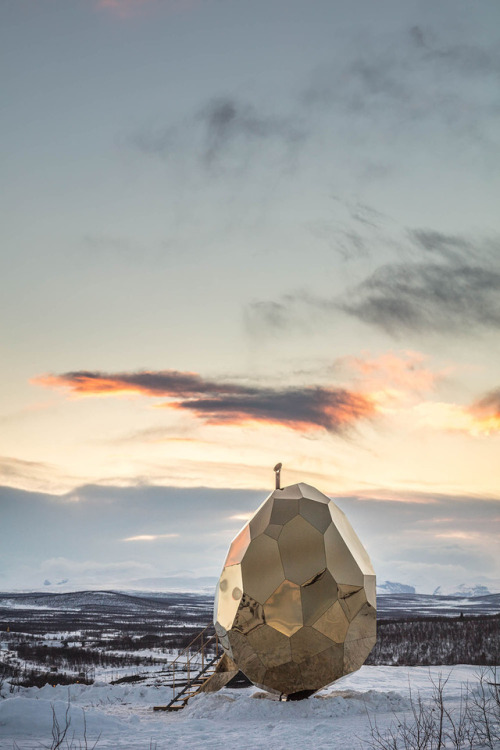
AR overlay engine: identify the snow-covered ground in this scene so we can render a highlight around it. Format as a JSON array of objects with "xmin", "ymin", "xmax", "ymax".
[{"xmin": 1, "ymin": 665, "xmax": 496, "ymax": 749}]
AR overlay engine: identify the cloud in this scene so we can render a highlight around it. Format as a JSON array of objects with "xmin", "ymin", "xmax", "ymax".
[
  {"xmin": 301, "ymin": 24, "xmax": 500, "ymax": 142},
  {"xmin": 134, "ymin": 95, "xmax": 305, "ymax": 172},
  {"xmin": 198, "ymin": 97, "xmax": 304, "ymax": 167},
  {"xmin": 472, "ymin": 387, "xmax": 500, "ymax": 418},
  {"xmin": 413, "ymin": 396, "xmax": 500, "ymax": 438},
  {"xmin": 247, "ymin": 229, "xmax": 500, "ymax": 339},
  {"xmin": 168, "ymin": 385, "xmax": 375, "ymax": 432},
  {"xmin": 408, "ymin": 229, "xmax": 472, "ymax": 262},
  {"xmin": 34, "ymin": 369, "xmax": 375, "ymax": 434},
  {"xmin": 340, "ymin": 350, "xmax": 448, "ymax": 396},
  {"xmin": 0, "ymin": 456, "xmax": 70, "ymax": 494},
  {"xmin": 409, "ymin": 25, "xmax": 500, "ymax": 76},
  {"xmin": 466, "ymin": 387, "xmax": 500, "ymax": 435},
  {"xmin": 340, "ymin": 261, "xmax": 500, "ymax": 336}
]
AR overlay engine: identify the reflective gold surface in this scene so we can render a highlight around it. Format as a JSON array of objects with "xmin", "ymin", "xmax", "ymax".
[{"xmin": 214, "ymin": 482, "xmax": 376, "ymax": 696}]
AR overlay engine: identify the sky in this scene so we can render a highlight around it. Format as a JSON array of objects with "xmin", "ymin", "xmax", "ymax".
[{"xmin": 1, "ymin": 0, "xmax": 500, "ymax": 594}]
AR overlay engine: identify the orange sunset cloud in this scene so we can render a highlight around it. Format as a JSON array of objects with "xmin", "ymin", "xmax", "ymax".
[{"xmin": 33, "ymin": 369, "xmax": 376, "ymax": 434}]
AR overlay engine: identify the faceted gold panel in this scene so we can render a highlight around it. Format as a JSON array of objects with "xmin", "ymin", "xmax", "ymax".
[
  {"xmin": 343, "ymin": 635, "xmax": 377, "ymax": 675},
  {"xmin": 345, "ymin": 602, "xmax": 376, "ymax": 642},
  {"xmin": 264, "ymin": 579, "xmax": 303, "ymax": 637},
  {"xmin": 264, "ymin": 523, "xmax": 282, "ymax": 540},
  {"xmin": 270, "ymin": 496, "xmax": 299, "ymax": 525},
  {"xmin": 290, "ymin": 626, "xmax": 333, "ymax": 662},
  {"xmin": 278, "ymin": 515, "xmax": 326, "ymax": 585},
  {"xmin": 299, "ymin": 497, "xmax": 332, "ymax": 533},
  {"xmin": 214, "ymin": 482, "xmax": 376, "ymax": 697},
  {"xmin": 328, "ymin": 502, "xmax": 375, "ymax": 576},
  {"xmin": 241, "ymin": 532, "xmax": 285, "ymax": 602},
  {"xmin": 297, "ymin": 483, "xmax": 330, "ymax": 504},
  {"xmin": 324, "ymin": 524, "xmax": 365, "ymax": 587},
  {"xmin": 298, "ymin": 645, "xmax": 344, "ymax": 692},
  {"xmin": 214, "ymin": 563, "xmax": 243, "ymax": 632},
  {"xmin": 247, "ymin": 624, "xmax": 292, "ymax": 668},
  {"xmin": 300, "ymin": 569, "xmax": 337, "ymax": 626},
  {"xmin": 262, "ymin": 661, "xmax": 302, "ymax": 694},
  {"xmin": 365, "ymin": 574, "xmax": 377, "ymax": 608},
  {"xmin": 338, "ymin": 585, "xmax": 367, "ymax": 620},
  {"xmin": 232, "ymin": 593, "xmax": 265, "ymax": 635},
  {"xmin": 278, "ymin": 485, "xmax": 304, "ymax": 500},
  {"xmin": 249, "ymin": 496, "xmax": 273, "ymax": 539},
  {"xmin": 313, "ymin": 600, "xmax": 349, "ymax": 643},
  {"xmin": 224, "ymin": 524, "xmax": 251, "ymax": 567},
  {"xmin": 227, "ymin": 629, "xmax": 267, "ymax": 684}
]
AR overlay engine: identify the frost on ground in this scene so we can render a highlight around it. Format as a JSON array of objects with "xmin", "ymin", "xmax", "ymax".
[{"xmin": 0, "ymin": 666, "xmax": 497, "ymax": 749}]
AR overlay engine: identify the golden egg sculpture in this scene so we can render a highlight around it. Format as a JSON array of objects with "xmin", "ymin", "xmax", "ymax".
[{"xmin": 214, "ymin": 482, "xmax": 376, "ymax": 698}]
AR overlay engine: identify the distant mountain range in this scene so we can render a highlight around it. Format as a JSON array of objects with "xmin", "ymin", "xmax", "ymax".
[
  {"xmin": 13, "ymin": 577, "xmax": 497, "ymax": 597},
  {"xmin": 377, "ymin": 581, "xmax": 416, "ymax": 594},
  {"xmin": 433, "ymin": 583, "xmax": 492, "ymax": 597}
]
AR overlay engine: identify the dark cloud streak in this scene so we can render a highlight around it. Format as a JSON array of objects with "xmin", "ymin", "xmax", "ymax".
[
  {"xmin": 340, "ymin": 261, "xmax": 500, "ymax": 336},
  {"xmin": 35, "ymin": 370, "xmax": 375, "ymax": 433}
]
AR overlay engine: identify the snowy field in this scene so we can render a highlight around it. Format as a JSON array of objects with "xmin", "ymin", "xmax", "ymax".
[{"xmin": 1, "ymin": 665, "xmax": 497, "ymax": 750}]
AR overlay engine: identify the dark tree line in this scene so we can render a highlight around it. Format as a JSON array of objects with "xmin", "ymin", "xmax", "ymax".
[{"xmin": 367, "ymin": 613, "xmax": 500, "ymax": 666}]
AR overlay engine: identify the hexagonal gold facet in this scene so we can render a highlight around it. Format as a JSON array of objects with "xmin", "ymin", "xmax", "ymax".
[{"xmin": 214, "ymin": 482, "xmax": 376, "ymax": 697}]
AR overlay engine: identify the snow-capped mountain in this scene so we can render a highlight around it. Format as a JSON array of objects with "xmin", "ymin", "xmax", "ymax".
[
  {"xmin": 376, "ymin": 581, "xmax": 416, "ymax": 595},
  {"xmin": 432, "ymin": 583, "xmax": 491, "ymax": 597}
]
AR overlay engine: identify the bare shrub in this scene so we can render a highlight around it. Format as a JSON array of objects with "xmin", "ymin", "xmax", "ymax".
[{"xmin": 366, "ymin": 668, "xmax": 500, "ymax": 750}]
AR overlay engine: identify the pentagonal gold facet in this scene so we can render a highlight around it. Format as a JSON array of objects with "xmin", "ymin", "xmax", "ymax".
[
  {"xmin": 270, "ymin": 496, "xmax": 299, "ymax": 525},
  {"xmin": 264, "ymin": 579, "xmax": 303, "ymax": 637},
  {"xmin": 278, "ymin": 515, "xmax": 326, "ymax": 585},
  {"xmin": 240, "ymin": 533, "xmax": 285, "ymax": 602},
  {"xmin": 299, "ymin": 497, "xmax": 332, "ymax": 533},
  {"xmin": 214, "ymin": 482, "xmax": 376, "ymax": 697}
]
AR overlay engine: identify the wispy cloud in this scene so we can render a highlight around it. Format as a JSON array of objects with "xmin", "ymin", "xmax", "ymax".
[
  {"xmin": 341, "ymin": 350, "xmax": 449, "ymax": 397},
  {"xmin": 301, "ymin": 24, "xmax": 500, "ymax": 144},
  {"xmin": 414, "ymin": 392, "xmax": 500, "ymax": 437},
  {"xmin": 34, "ymin": 369, "xmax": 375, "ymax": 434},
  {"xmin": 340, "ymin": 260, "xmax": 500, "ymax": 336},
  {"xmin": 122, "ymin": 533, "xmax": 179, "ymax": 541},
  {"xmin": 246, "ymin": 229, "xmax": 500, "ymax": 339},
  {"xmin": 198, "ymin": 97, "xmax": 304, "ymax": 168},
  {"xmin": 134, "ymin": 95, "xmax": 305, "ymax": 172}
]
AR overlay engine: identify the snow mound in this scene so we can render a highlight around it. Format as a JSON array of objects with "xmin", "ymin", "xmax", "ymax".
[{"xmin": 181, "ymin": 688, "xmax": 409, "ymax": 722}]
